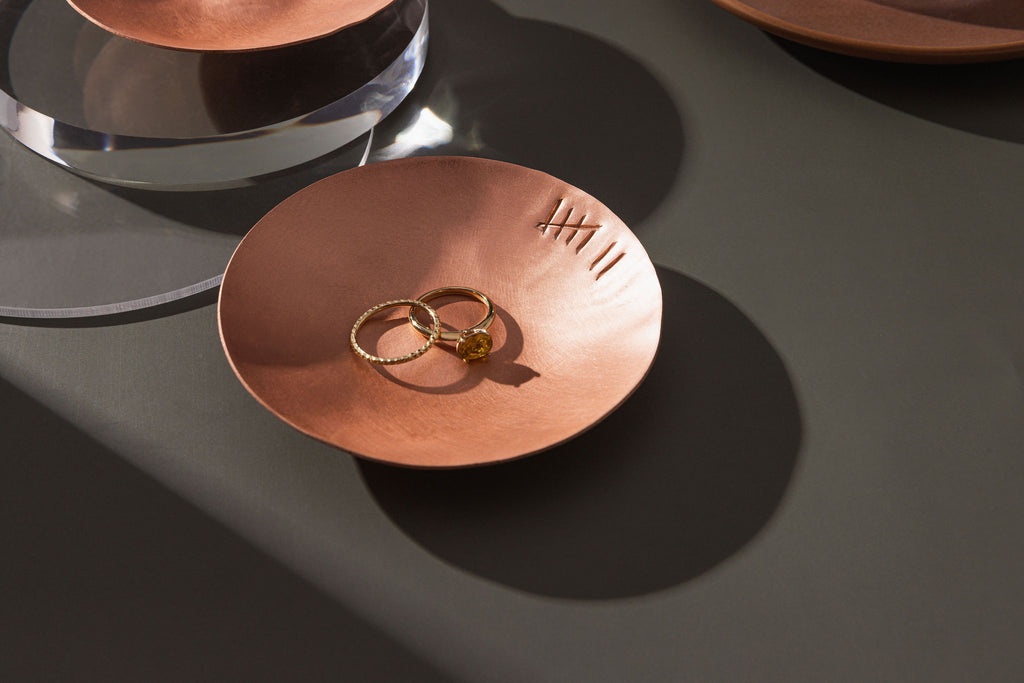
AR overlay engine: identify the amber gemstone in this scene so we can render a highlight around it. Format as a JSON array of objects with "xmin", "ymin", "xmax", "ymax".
[{"xmin": 457, "ymin": 330, "xmax": 492, "ymax": 361}]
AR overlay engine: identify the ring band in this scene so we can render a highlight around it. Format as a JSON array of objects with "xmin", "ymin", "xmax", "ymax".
[
  {"xmin": 408, "ymin": 286, "xmax": 495, "ymax": 341},
  {"xmin": 351, "ymin": 299, "xmax": 440, "ymax": 365},
  {"xmin": 409, "ymin": 286, "xmax": 495, "ymax": 361}
]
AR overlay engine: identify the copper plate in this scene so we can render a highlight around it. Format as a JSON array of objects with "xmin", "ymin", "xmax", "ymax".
[
  {"xmin": 66, "ymin": 0, "xmax": 397, "ymax": 52},
  {"xmin": 709, "ymin": 0, "xmax": 1024, "ymax": 62},
  {"xmin": 218, "ymin": 157, "xmax": 662, "ymax": 468}
]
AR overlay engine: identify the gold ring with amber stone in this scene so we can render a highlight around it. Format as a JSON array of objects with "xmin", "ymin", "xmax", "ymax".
[{"xmin": 408, "ymin": 286, "xmax": 495, "ymax": 361}]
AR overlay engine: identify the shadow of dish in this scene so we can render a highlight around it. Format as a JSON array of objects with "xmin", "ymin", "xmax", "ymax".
[
  {"xmin": 358, "ymin": 266, "xmax": 801, "ymax": 599},
  {"xmin": 370, "ymin": 0, "xmax": 684, "ymax": 227},
  {"xmin": 775, "ymin": 36, "xmax": 1024, "ymax": 144}
]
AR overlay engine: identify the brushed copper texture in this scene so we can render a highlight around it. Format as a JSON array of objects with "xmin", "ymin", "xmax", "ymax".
[
  {"xmin": 709, "ymin": 0, "xmax": 1024, "ymax": 62},
  {"xmin": 66, "ymin": 0, "xmax": 398, "ymax": 52},
  {"xmin": 218, "ymin": 157, "xmax": 662, "ymax": 468}
]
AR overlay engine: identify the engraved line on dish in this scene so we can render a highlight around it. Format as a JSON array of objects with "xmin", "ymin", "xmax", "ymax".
[
  {"xmin": 590, "ymin": 241, "xmax": 618, "ymax": 271},
  {"xmin": 537, "ymin": 199, "xmax": 562, "ymax": 235},
  {"xmin": 575, "ymin": 230, "xmax": 597, "ymax": 254},
  {"xmin": 594, "ymin": 252, "xmax": 625, "ymax": 281},
  {"xmin": 536, "ymin": 198, "xmax": 601, "ymax": 240},
  {"xmin": 564, "ymin": 213, "xmax": 594, "ymax": 246}
]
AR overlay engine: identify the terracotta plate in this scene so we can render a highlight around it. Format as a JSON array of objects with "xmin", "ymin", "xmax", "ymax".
[
  {"xmin": 66, "ymin": 0, "xmax": 397, "ymax": 52},
  {"xmin": 709, "ymin": 0, "xmax": 1024, "ymax": 62},
  {"xmin": 218, "ymin": 157, "xmax": 663, "ymax": 468}
]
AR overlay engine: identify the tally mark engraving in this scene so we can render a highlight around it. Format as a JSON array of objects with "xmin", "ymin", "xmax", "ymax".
[
  {"xmin": 535, "ymin": 198, "xmax": 623, "ymax": 280},
  {"xmin": 590, "ymin": 241, "xmax": 625, "ymax": 281},
  {"xmin": 536, "ymin": 198, "xmax": 601, "ymax": 242}
]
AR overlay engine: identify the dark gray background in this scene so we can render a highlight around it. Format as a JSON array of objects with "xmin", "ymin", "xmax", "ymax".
[{"xmin": 3, "ymin": 0, "xmax": 1023, "ymax": 680}]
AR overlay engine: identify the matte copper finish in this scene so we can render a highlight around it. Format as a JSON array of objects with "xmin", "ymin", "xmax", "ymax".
[
  {"xmin": 66, "ymin": 0, "xmax": 397, "ymax": 52},
  {"xmin": 218, "ymin": 157, "xmax": 663, "ymax": 468},
  {"xmin": 709, "ymin": 0, "xmax": 1024, "ymax": 62}
]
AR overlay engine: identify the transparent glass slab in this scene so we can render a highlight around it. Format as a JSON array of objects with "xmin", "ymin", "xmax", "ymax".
[
  {"xmin": 0, "ymin": 128, "xmax": 376, "ymax": 317},
  {"xmin": 0, "ymin": 0, "xmax": 427, "ymax": 317},
  {"xmin": 1, "ymin": 0, "xmax": 427, "ymax": 188}
]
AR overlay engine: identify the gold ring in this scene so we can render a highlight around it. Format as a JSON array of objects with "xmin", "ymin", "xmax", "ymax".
[
  {"xmin": 409, "ymin": 286, "xmax": 495, "ymax": 361},
  {"xmin": 351, "ymin": 299, "xmax": 440, "ymax": 365}
]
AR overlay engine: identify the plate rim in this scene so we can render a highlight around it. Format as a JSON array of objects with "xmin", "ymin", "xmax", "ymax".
[{"xmin": 708, "ymin": 0, "xmax": 1024, "ymax": 63}]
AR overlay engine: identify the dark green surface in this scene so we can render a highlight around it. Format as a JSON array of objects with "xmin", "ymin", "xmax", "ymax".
[{"xmin": 2, "ymin": 0, "xmax": 1023, "ymax": 679}]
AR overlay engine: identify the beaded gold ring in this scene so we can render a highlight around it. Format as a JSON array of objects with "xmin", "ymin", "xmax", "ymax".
[{"xmin": 350, "ymin": 299, "xmax": 440, "ymax": 365}]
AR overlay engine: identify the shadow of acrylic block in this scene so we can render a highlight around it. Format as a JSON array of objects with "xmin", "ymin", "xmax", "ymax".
[{"xmin": 359, "ymin": 266, "xmax": 802, "ymax": 600}]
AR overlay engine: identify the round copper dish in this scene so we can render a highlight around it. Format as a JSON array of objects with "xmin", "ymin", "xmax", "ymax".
[
  {"xmin": 66, "ymin": 0, "xmax": 397, "ymax": 52},
  {"xmin": 218, "ymin": 157, "xmax": 663, "ymax": 468},
  {"xmin": 709, "ymin": 0, "xmax": 1024, "ymax": 62}
]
